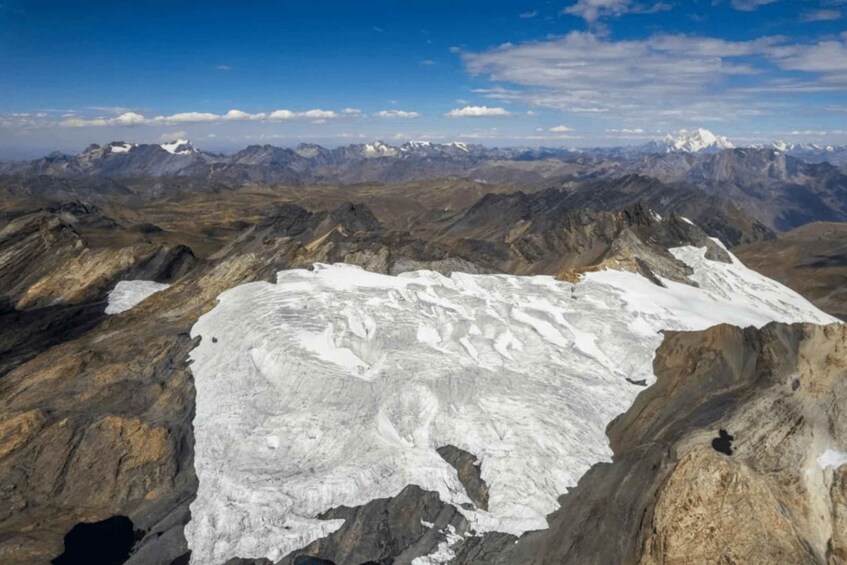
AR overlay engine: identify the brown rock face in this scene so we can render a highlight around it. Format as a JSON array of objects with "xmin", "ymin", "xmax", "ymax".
[
  {"xmin": 642, "ymin": 447, "xmax": 817, "ymax": 564},
  {"xmin": 734, "ymin": 221, "xmax": 847, "ymax": 321}
]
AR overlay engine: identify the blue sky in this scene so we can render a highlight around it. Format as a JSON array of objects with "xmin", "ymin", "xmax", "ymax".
[{"xmin": 1, "ymin": 0, "xmax": 845, "ymax": 157}]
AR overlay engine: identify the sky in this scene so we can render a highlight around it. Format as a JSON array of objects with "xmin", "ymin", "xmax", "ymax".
[{"xmin": 0, "ymin": 0, "xmax": 845, "ymax": 157}]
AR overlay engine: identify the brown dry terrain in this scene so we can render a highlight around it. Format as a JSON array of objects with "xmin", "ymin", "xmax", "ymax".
[{"xmin": 735, "ymin": 222, "xmax": 847, "ymax": 321}]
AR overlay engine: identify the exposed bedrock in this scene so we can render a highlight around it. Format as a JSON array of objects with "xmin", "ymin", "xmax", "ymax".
[{"xmin": 279, "ymin": 485, "xmax": 470, "ymax": 565}]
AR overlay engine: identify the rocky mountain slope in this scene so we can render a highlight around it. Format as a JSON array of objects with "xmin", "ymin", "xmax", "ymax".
[
  {"xmin": 0, "ymin": 176, "xmax": 843, "ymax": 565},
  {"xmin": 735, "ymin": 222, "xmax": 847, "ymax": 321},
  {"xmin": 3, "ymin": 137, "xmax": 844, "ymax": 234}
]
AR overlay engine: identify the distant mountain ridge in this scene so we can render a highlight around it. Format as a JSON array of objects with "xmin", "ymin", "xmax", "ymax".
[
  {"xmin": 1, "ymin": 132, "xmax": 845, "ymax": 234},
  {"xmin": 2, "ymin": 128, "xmax": 845, "ymax": 179}
]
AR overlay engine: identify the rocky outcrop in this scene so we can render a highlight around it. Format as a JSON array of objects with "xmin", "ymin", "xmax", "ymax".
[
  {"xmin": 436, "ymin": 446, "xmax": 490, "ymax": 511},
  {"xmin": 279, "ymin": 486, "xmax": 470, "ymax": 565}
]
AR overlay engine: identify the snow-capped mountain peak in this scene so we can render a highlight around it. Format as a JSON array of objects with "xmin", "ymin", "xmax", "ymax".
[
  {"xmin": 404, "ymin": 140, "xmax": 432, "ymax": 150},
  {"xmin": 362, "ymin": 140, "xmax": 398, "ymax": 158},
  {"xmin": 160, "ymin": 139, "xmax": 197, "ymax": 155},
  {"xmin": 449, "ymin": 141, "xmax": 470, "ymax": 152},
  {"xmin": 108, "ymin": 141, "xmax": 136, "ymax": 154},
  {"xmin": 663, "ymin": 128, "xmax": 734, "ymax": 153}
]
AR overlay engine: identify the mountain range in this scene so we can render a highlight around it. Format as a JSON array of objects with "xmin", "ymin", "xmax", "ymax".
[{"xmin": 2, "ymin": 130, "xmax": 845, "ymax": 236}]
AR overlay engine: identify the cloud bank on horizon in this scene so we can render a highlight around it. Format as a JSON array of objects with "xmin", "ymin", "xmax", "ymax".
[{"xmin": 0, "ymin": 0, "xmax": 845, "ymax": 157}]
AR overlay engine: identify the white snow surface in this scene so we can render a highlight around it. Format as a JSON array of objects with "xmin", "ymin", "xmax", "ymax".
[
  {"xmin": 186, "ymin": 247, "xmax": 836, "ymax": 564},
  {"xmin": 363, "ymin": 140, "xmax": 398, "ymax": 158},
  {"xmin": 160, "ymin": 138, "xmax": 196, "ymax": 155},
  {"xmin": 663, "ymin": 128, "xmax": 734, "ymax": 153},
  {"xmin": 818, "ymin": 449, "xmax": 847, "ymax": 470},
  {"xmin": 109, "ymin": 142, "xmax": 135, "ymax": 154},
  {"xmin": 105, "ymin": 280, "xmax": 171, "ymax": 314}
]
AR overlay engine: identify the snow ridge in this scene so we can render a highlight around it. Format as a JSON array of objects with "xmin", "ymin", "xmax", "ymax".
[
  {"xmin": 186, "ymin": 248, "xmax": 836, "ymax": 564},
  {"xmin": 662, "ymin": 128, "xmax": 734, "ymax": 153}
]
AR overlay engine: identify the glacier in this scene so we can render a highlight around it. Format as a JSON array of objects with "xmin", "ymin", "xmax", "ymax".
[
  {"xmin": 186, "ymin": 246, "xmax": 837, "ymax": 564},
  {"xmin": 105, "ymin": 280, "xmax": 171, "ymax": 314}
]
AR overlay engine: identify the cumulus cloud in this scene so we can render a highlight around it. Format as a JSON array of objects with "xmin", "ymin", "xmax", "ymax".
[
  {"xmin": 59, "ymin": 108, "xmax": 345, "ymax": 127},
  {"xmin": 160, "ymin": 130, "xmax": 188, "ymax": 142},
  {"xmin": 445, "ymin": 105, "xmax": 511, "ymax": 117},
  {"xmin": 564, "ymin": 0, "xmax": 671, "ymax": 23},
  {"xmin": 549, "ymin": 125, "xmax": 573, "ymax": 132},
  {"xmin": 375, "ymin": 110, "xmax": 420, "ymax": 118},
  {"xmin": 462, "ymin": 32, "xmax": 847, "ymax": 127}
]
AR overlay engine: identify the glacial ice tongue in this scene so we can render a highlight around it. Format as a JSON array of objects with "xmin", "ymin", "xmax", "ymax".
[
  {"xmin": 105, "ymin": 280, "xmax": 171, "ymax": 314},
  {"xmin": 186, "ymin": 248, "xmax": 836, "ymax": 564}
]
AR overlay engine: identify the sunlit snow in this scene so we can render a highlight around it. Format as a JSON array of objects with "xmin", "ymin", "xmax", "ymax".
[
  {"xmin": 186, "ymin": 246, "xmax": 836, "ymax": 564},
  {"xmin": 160, "ymin": 138, "xmax": 195, "ymax": 155},
  {"xmin": 818, "ymin": 449, "xmax": 847, "ymax": 470},
  {"xmin": 105, "ymin": 280, "xmax": 171, "ymax": 314}
]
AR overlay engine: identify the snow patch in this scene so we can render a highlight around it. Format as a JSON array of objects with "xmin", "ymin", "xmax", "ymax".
[
  {"xmin": 412, "ymin": 525, "xmax": 463, "ymax": 565},
  {"xmin": 160, "ymin": 139, "xmax": 196, "ymax": 155},
  {"xmin": 105, "ymin": 280, "xmax": 171, "ymax": 314},
  {"xmin": 662, "ymin": 128, "xmax": 734, "ymax": 153},
  {"xmin": 186, "ymin": 249, "xmax": 836, "ymax": 564},
  {"xmin": 109, "ymin": 142, "xmax": 135, "ymax": 154},
  {"xmin": 818, "ymin": 449, "xmax": 847, "ymax": 470}
]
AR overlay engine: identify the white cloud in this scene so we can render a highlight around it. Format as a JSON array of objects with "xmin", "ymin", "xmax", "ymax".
[
  {"xmin": 217, "ymin": 64, "xmax": 232, "ymax": 71},
  {"xmin": 768, "ymin": 37, "xmax": 847, "ymax": 78},
  {"xmin": 375, "ymin": 110, "xmax": 420, "ymax": 119},
  {"xmin": 607, "ymin": 128, "xmax": 646, "ymax": 133},
  {"xmin": 446, "ymin": 105, "xmax": 511, "ymax": 117},
  {"xmin": 341, "ymin": 108, "xmax": 363, "ymax": 116},
  {"xmin": 730, "ymin": 0, "xmax": 778, "ymax": 11},
  {"xmin": 268, "ymin": 109, "xmax": 295, "ymax": 120},
  {"xmin": 802, "ymin": 9, "xmax": 841, "ymax": 22},
  {"xmin": 564, "ymin": 0, "xmax": 671, "ymax": 23},
  {"xmin": 160, "ymin": 130, "xmax": 188, "ymax": 142},
  {"xmin": 550, "ymin": 125, "xmax": 573, "ymax": 132},
  {"xmin": 113, "ymin": 112, "xmax": 147, "ymax": 125},
  {"xmin": 59, "ymin": 108, "xmax": 345, "ymax": 127},
  {"xmin": 462, "ymin": 32, "xmax": 847, "ymax": 127},
  {"xmin": 300, "ymin": 109, "xmax": 337, "ymax": 119},
  {"xmin": 420, "ymin": 59, "xmax": 436, "ymax": 66},
  {"xmin": 519, "ymin": 10, "xmax": 538, "ymax": 18}
]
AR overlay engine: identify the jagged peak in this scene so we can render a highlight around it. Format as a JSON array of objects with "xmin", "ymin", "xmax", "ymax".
[{"xmin": 160, "ymin": 139, "xmax": 197, "ymax": 155}]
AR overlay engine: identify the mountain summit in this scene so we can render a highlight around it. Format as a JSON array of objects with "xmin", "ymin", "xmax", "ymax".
[{"xmin": 660, "ymin": 128, "xmax": 735, "ymax": 153}]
